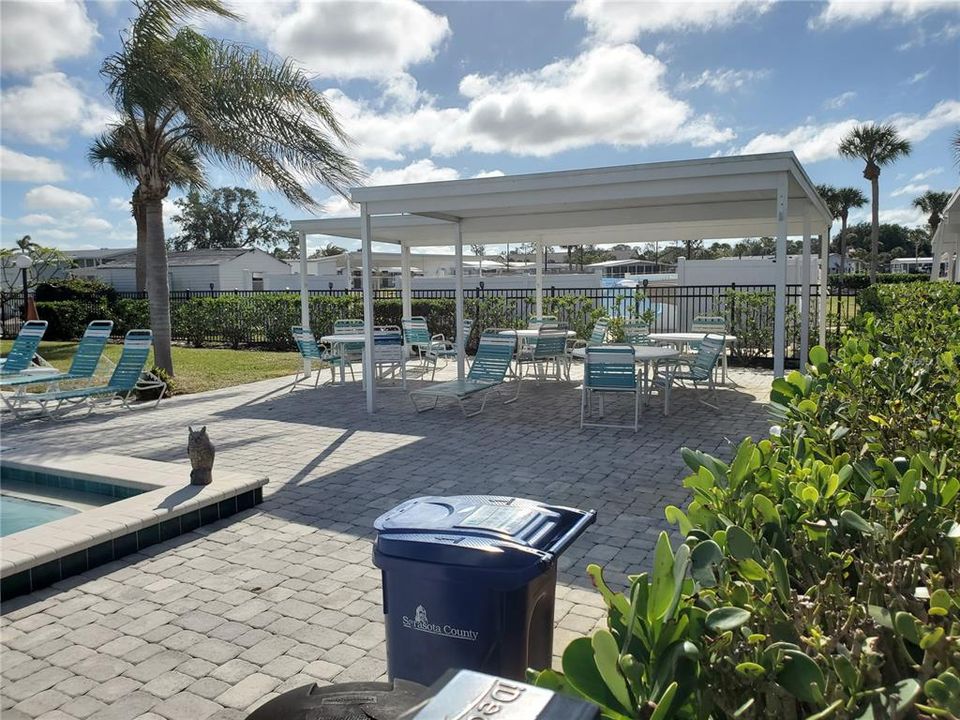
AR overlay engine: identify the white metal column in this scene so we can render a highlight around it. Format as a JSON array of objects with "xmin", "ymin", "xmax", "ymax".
[
  {"xmin": 298, "ymin": 230, "xmax": 310, "ymax": 376},
  {"xmin": 360, "ymin": 205, "xmax": 376, "ymax": 413},
  {"xmin": 799, "ymin": 214, "xmax": 811, "ymax": 365},
  {"xmin": 401, "ymin": 243, "xmax": 412, "ymax": 320},
  {"xmin": 454, "ymin": 223, "xmax": 465, "ymax": 380},
  {"xmin": 773, "ymin": 174, "xmax": 789, "ymax": 378},
  {"xmin": 930, "ymin": 229, "xmax": 943, "ymax": 280},
  {"xmin": 819, "ymin": 224, "xmax": 830, "ymax": 347},
  {"xmin": 535, "ymin": 236, "xmax": 544, "ymax": 319}
]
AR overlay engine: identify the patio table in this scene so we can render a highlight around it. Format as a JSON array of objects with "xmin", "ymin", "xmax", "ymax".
[
  {"xmin": 320, "ymin": 333, "xmax": 366, "ymax": 384},
  {"xmin": 648, "ymin": 332, "xmax": 737, "ymax": 385},
  {"xmin": 632, "ymin": 345, "xmax": 679, "ymax": 408},
  {"xmin": 498, "ymin": 329, "xmax": 576, "ymax": 381}
]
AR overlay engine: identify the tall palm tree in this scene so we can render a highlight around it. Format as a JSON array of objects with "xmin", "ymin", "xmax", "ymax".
[
  {"xmin": 89, "ymin": 121, "xmax": 205, "ymax": 292},
  {"xmin": 838, "ymin": 123, "xmax": 911, "ymax": 283},
  {"xmin": 94, "ymin": 0, "xmax": 362, "ymax": 374},
  {"xmin": 912, "ymin": 190, "xmax": 952, "ymax": 235},
  {"xmin": 953, "ymin": 130, "xmax": 960, "ymax": 167},
  {"xmin": 833, "ymin": 187, "xmax": 868, "ymax": 274}
]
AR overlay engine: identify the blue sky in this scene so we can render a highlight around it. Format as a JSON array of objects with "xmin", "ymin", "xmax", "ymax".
[{"xmin": 1, "ymin": 0, "xmax": 958, "ymax": 254}]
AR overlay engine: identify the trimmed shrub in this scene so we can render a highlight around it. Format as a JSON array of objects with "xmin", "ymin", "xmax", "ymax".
[
  {"xmin": 35, "ymin": 300, "xmax": 109, "ymax": 340},
  {"xmin": 35, "ymin": 277, "xmax": 117, "ymax": 303},
  {"xmin": 829, "ymin": 272, "xmax": 930, "ymax": 290}
]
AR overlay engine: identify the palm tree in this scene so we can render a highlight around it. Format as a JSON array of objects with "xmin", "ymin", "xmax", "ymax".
[
  {"xmin": 953, "ymin": 130, "xmax": 960, "ymax": 167},
  {"xmin": 833, "ymin": 187, "xmax": 868, "ymax": 274},
  {"xmin": 838, "ymin": 123, "xmax": 911, "ymax": 283},
  {"xmin": 15, "ymin": 235, "xmax": 38, "ymax": 254},
  {"xmin": 912, "ymin": 190, "xmax": 952, "ymax": 235},
  {"xmin": 94, "ymin": 0, "xmax": 362, "ymax": 374},
  {"xmin": 89, "ymin": 121, "xmax": 204, "ymax": 292}
]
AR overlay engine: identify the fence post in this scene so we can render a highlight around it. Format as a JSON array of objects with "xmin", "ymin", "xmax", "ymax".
[{"xmin": 729, "ymin": 282, "xmax": 736, "ymax": 326}]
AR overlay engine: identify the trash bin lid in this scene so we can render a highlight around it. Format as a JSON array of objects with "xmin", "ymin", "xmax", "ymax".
[
  {"xmin": 373, "ymin": 496, "xmax": 595, "ymax": 576},
  {"xmin": 243, "ymin": 679, "xmax": 428, "ymax": 720}
]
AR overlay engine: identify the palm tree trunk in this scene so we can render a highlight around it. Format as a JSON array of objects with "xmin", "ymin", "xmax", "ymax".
[
  {"xmin": 143, "ymin": 195, "xmax": 174, "ymax": 375},
  {"xmin": 870, "ymin": 177, "xmax": 879, "ymax": 284},
  {"xmin": 132, "ymin": 190, "xmax": 147, "ymax": 293},
  {"xmin": 839, "ymin": 214, "xmax": 848, "ymax": 275}
]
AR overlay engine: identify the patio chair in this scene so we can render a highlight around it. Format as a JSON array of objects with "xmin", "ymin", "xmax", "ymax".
[
  {"xmin": 9, "ymin": 329, "xmax": 164, "ymax": 419},
  {"xmin": 685, "ymin": 315, "xmax": 727, "ymax": 377},
  {"xmin": 290, "ymin": 326, "xmax": 343, "ymax": 390},
  {"xmin": 570, "ymin": 318, "xmax": 610, "ymax": 360},
  {"xmin": 527, "ymin": 315, "xmax": 559, "ymax": 330},
  {"xmin": 581, "ymin": 345, "xmax": 640, "ymax": 432},
  {"xmin": 365, "ymin": 325, "xmax": 406, "ymax": 389},
  {"xmin": 1, "ymin": 321, "xmax": 113, "ymax": 389},
  {"xmin": 622, "ymin": 319, "xmax": 655, "ymax": 346},
  {"xmin": 426, "ymin": 318, "xmax": 475, "ymax": 379},
  {"xmin": 651, "ymin": 333, "xmax": 725, "ymax": 414},
  {"xmin": 333, "ymin": 318, "xmax": 365, "ymax": 376},
  {"xmin": 516, "ymin": 327, "xmax": 569, "ymax": 381},
  {"xmin": 409, "ymin": 332, "xmax": 517, "ymax": 417},
  {"xmin": 0, "ymin": 320, "xmax": 48, "ymax": 376}
]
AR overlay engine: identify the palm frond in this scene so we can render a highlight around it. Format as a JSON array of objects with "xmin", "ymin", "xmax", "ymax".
[{"xmin": 837, "ymin": 122, "xmax": 912, "ymax": 166}]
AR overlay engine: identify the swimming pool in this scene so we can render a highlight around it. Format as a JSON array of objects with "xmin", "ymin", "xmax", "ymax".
[{"xmin": 1, "ymin": 495, "xmax": 78, "ymax": 537}]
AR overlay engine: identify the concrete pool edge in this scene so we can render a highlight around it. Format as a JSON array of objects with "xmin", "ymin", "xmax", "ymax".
[{"xmin": 0, "ymin": 451, "xmax": 268, "ymax": 600}]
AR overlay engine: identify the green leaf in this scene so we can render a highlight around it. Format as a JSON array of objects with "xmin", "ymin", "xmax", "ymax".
[
  {"xmin": 738, "ymin": 558, "xmax": 768, "ymax": 582},
  {"xmin": 840, "ymin": 509, "xmax": 875, "ymax": 535},
  {"xmin": 929, "ymin": 588, "xmax": 952, "ymax": 613},
  {"xmin": 736, "ymin": 662, "xmax": 766, "ymax": 678},
  {"xmin": 562, "ymin": 637, "xmax": 620, "ymax": 710},
  {"xmin": 770, "ymin": 549, "xmax": 790, "ymax": 605},
  {"xmin": 587, "ymin": 565, "xmax": 631, "ymax": 618},
  {"xmin": 893, "ymin": 612, "xmax": 920, "ymax": 644},
  {"xmin": 726, "ymin": 525, "xmax": 756, "ymax": 561},
  {"xmin": 886, "ymin": 678, "xmax": 921, "ymax": 715},
  {"xmin": 941, "ymin": 477, "xmax": 960, "ymax": 506},
  {"xmin": 809, "ymin": 345, "xmax": 828, "ymax": 369},
  {"xmin": 920, "ymin": 627, "xmax": 944, "ymax": 649},
  {"xmin": 705, "ymin": 607, "xmax": 751, "ymax": 633},
  {"xmin": 649, "ymin": 532, "xmax": 675, "ymax": 622},
  {"xmin": 648, "ymin": 682, "xmax": 678, "ymax": 720},
  {"xmin": 728, "ymin": 438, "xmax": 756, "ymax": 489},
  {"xmin": 664, "ymin": 505, "xmax": 692, "ymax": 535},
  {"xmin": 591, "ymin": 629, "xmax": 633, "ymax": 713},
  {"xmin": 776, "ymin": 649, "xmax": 826, "ymax": 704},
  {"xmin": 752, "ymin": 494, "xmax": 781, "ymax": 525},
  {"xmin": 690, "ymin": 540, "xmax": 724, "ymax": 588}
]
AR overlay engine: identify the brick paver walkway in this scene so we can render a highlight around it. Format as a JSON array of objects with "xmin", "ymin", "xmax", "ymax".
[{"xmin": 1, "ymin": 363, "xmax": 773, "ymax": 719}]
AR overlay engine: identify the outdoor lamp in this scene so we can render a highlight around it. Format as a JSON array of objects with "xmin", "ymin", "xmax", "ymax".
[
  {"xmin": 13, "ymin": 253, "xmax": 33, "ymax": 321},
  {"xmin": 13, "ymin": 253, "xmax": 33, "ymax": 270}
]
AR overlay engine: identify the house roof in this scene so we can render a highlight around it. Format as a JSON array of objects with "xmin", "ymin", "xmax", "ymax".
[
  {"xmin": 65, "ymin": 248, "xmax": 135, "ymax": 260},
  {"xmin": 105, "ymin": 248, "xmax": 264, "ymax": 269}
]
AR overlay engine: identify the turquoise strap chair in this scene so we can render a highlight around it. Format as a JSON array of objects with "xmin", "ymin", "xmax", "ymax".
[
  {"xmin": 367, "ymin": 325, "xmax": 406, "ymax": 389},
  {"xmin": 402, "ymin": 317, "xmax": 435, "ymax": 374},
  {"xmin": 12, "ymin": 329, "xmax": 163, "ymax": 418},
  {"xmin": 290, "ymin": 326, "xmax": 343, "ymax": 389},
  {"xmin": 622, "ymin": 319, "xmax": 655, "ymax": 346},
  {"xmin": 409, "ymin": 331, "xmax": 517, "ymax": 417},
  {"xmin": 517, "ymin": 327, "xmax": 569, "ymax": 381},
  {"xmin": 333, "ymin": 318, "xmax": 365, "ymax": 367},
  {"xmin": 1, "ymin": 320, "xmax": 113, "ymax": 389},
  {"xmin": 0, "ymin": 320, "xmax": 48, "ymax": 375},
  {"xmin": 527, "ymin": 315, "xmax": 559, "ymax": 330},
  {"xmin": 570, "ymin": 317, "xmax": 610, "ymax": 360},
  {"xmin": 581, "ymin": 345, "xmax": 640, "ymax": 432},
  {"xmin": 418, "ymin": 317, "xmax": 475, "ymax": 380},
  {"xmin": 652, "ymin": 333, "xmax": 725, "ymax": 415}
]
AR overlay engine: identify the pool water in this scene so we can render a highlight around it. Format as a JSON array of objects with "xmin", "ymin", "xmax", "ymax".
[{"xmin": 1, "ymin": 494, "xmax": 79, "ymax": 537}]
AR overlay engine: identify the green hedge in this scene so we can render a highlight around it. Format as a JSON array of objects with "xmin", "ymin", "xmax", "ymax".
[
  {"xmin": 533, "ymin": 283, "xmax": 960, "ymax": 718},
  {"xmin": 828, "ymin": 272, "xmax": 930, "ymax": 290}
]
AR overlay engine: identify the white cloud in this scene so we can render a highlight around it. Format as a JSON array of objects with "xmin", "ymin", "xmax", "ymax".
[
  {"xmin": 329, "ymin": 45, "xmax": 734, "ymax": 161},
  {"xmin": 879, "ymin": 206, "xmax": 926, "ymax": 226},
  {"xmin": 678, "ymin": 68, "xmax": 770, "ymax": 93},
  {"xmin": 0, "ymin": 0, "xmax": 98, "ymax": 74},
  {"xmin": 79, "ymin": 217, "xmax": 113, "ymax": 232},
  {"xmin": 322, "ymin": 158, "xmax": 465, "ymax": 215},
  {"xmin": 109, "ymin": 197, "xmax": 132, "ymax": 212},
  {"xmin": 0, "ymin": 73, "xmax": 114, "ymax": 146},
  {"xmin": 905, "ymin": 68, "xmax": 931, "ymax": 84},
  {"xmin": 18, "ymin": 214, "xmax": 57, "ymax": 226},
  {"xmin": 737, "ymin": 100, "xmax": 960, "ymax": 163},
  {"xmin": 226, "ymin": 0, "xmax": 450, "ymax": 80},
  {"xmin": 891, "ymin": 182, "xmax": 930, "ymax": 197},
  {"xmin": 911, "ymin": 167, "xmax": 943, "ymax": 181},
  {"xmin": 824, "ymin": 91, "xmax": 856, "ymax": 110},
  {"xmin": 24, "ymin": 185, "xmax": 94, "ymax": 212},
  {"xmin": 810, "ymin": 1, "xmax": 957, "ymax": 28},
  {"xmin": 0, "ymin": 146, "xmax": 66, "ymax": 182},
  {"xmin": 897, "ymin": 21, "xmax": 960, "ymax": 49},
  {"xmin": 569, "ymin": 0, "xmax": 772, "ymax": 43},
  {"xmin": 472, "ymin": 170, "xmax": 506, "ymax": 179}
]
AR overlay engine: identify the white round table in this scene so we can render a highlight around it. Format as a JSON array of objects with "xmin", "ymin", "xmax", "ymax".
[
  {"xmin": 499, "ymin": 329, "xmax": 576, "ymax": 339},
  {"xmin": 320, "ymin": 333, "xmax": 367, "ymax": 384},
  {"xmin": 648, "ymin": 332, "xmax": 737, "ymax": 385},
  {"xmin": 631, "ymin": 345, "xmax": 679, "ymax": 407}
]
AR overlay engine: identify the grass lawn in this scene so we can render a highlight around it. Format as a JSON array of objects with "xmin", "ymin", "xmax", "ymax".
[{"xmin": 0, "ymin": 341, "xmax": 302, "ymax": 395}]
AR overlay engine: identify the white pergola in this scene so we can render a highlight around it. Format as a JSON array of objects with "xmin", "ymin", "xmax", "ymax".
[
  {"xmin": 930, "ymin": 187, "xmax": 960, "ymax": 282},
  {"xmin": 291, "ymin": 152, "xmax": 833, "ymax": 414}
]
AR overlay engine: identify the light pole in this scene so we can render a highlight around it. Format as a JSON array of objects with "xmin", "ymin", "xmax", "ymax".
[{"xmin": 13, "ymin": 253, "xmax": 33, "ymax": 321}]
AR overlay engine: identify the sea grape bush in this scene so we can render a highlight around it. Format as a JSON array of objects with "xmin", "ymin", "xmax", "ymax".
[{"xmin": 532, "ymin": 283, "xmax": 960, "ymax": 719}]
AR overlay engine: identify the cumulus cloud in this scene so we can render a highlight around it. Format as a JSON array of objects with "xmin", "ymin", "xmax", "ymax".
[
  {"xmin": 24, "ymin": 185, "xmax": 94, "ymax": 212},
  {"xmin": 810, "ymin": 0, "xmax": 957, "ymax": 28},
  {"xmin": 911, "ymin": 167, "xmax": 943, "ymax": 181},
  {"xmin": 0, "ymin": 73, "xmax": 114, "ymax": 146},
  {"xmin": 17, "ymin": 214, "xmax": 57, "ymax": 226},
  {"xmin": 823, "ymin": 91, "xmax": 856, "ymax": 110},
  {"xmin": 0, "ymin": 0, "xmax": 98, "ymax": 74},
  {"xmin": 737, "ymin": 100, "xmax": 960, "ymax": 163},
  {"xmin": 878, "ymin": 206, "xmax": 927, "ymax": 226},
  {"xmin": 891, "ymin": 182, "xmax": 930, "ymax": 197},
  {"xmin": 328, "ymin": 45, "xmax": 734, "ymax": 161},
  {"xmin": 569, "ymin": 0, "xmax": 772, "ymax": 43},
  {"xmin": 0, "ymin": 146, "xmax": 66, "ymax": 182},
  {"xmin": 678, "ymin": 68, "xmax": 770, "ymax": 93}
]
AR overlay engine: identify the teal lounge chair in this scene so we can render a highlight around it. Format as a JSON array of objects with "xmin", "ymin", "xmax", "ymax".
[
  {"xmin": 652, "ymin": 333, "xmax": 725, "ymax": 414},
  {"xmin": 409, "ymin": 332, "xmax": 517, "ymax": 417},
  {"xmin": 290, "ymin": 326, "xmax": 342, "ymax": 390},
  {"xmin": 580, "ymin": 345, "xmax": 640, "ymax": 432},
  {"xmin": 1, "ymin": 321, "xmax": 113, "ymax": 389},
  {"xmin": 0, "ymin": 320, "xmax": 48, "ymax": 376},
  {"xmin": 11, "ymin": 329, "xmax": 163, "ymax": 418}
]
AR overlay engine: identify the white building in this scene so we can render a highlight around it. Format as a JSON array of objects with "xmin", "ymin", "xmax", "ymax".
[
  {"xmin": 65, "ymin": 248, "xmax": 135, "ymax": 269},
  {"xmin": 828, "ymin": 253, "xmax": 867, "ymax": 274},
  {"xmin": 75, "ymin": 248, "xmax": 291, "ymax": 292},
  {"xmin": 586, "ymin": 258, "xmax": 670, "ymax": 279},
  {"xmin": 890, "ymin": 257, "xmax": 933, "ymax": 274},
  {"xmin": 674, "ymin": 254, "xmax": 820, "ymax": 287}
]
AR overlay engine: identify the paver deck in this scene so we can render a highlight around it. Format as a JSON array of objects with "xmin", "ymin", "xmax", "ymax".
[{"xmin": 1, "ymin": 361, "xmax": 774, "ymax": 719}]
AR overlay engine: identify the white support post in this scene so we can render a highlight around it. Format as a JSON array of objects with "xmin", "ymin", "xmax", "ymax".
[
  {"xmin": 819, "ymin": 224, "xmax": 830, "ymax": 347},
  {"xmin": 929, "ymin": 229, "xmax": 942, "ymax": 281},
  {"xmin": 535, "ymin": 235, "xmax": 544, "ymax": 319},
  {"xmin": 360, "ymin": 205, "xmax": 376, "ymax": 414},
  {"xmin": 298, "ymin": 231, "xmax": 310, "ymax": 376},
  {"xmin": 773, "ymin": 174, "xmax": 789, "ymax": 378},
  {"xmin": 454, "ymin": 223, "xmax": 465, "ymax": 380},
  {"xmin": 799, "ymin": 214, "xmax": 811, "ymax": 365},
  {"xmin": 401, "ymin": 243, "xmax": 412, "ymax": 320}
]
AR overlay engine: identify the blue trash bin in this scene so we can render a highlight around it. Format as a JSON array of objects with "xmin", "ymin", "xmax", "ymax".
[{"xmin": 373, "ymin": 495, "xmax": 596, "ymax": 686}]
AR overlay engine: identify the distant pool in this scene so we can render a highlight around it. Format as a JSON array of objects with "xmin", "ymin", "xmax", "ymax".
[{"xmin": 1, "ymin": 494, "xmax": 78, "ymax": 536}]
